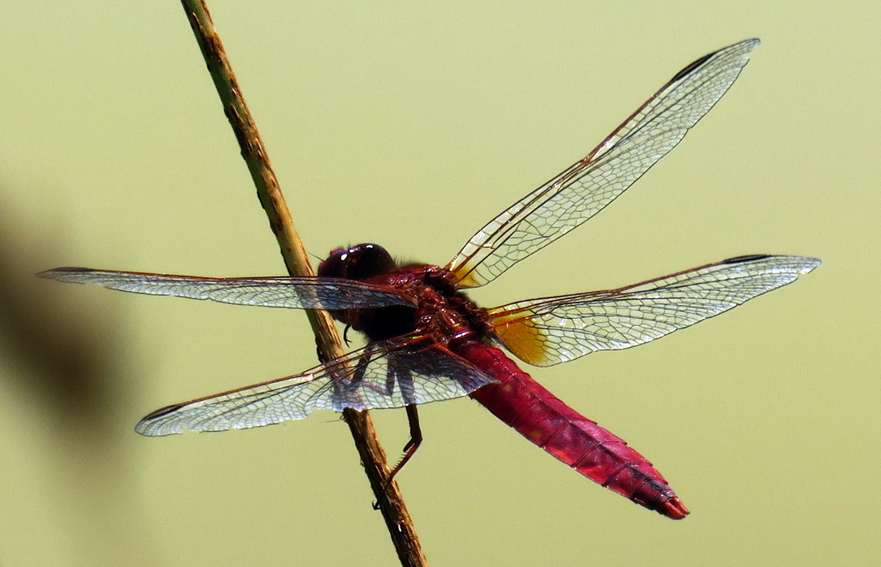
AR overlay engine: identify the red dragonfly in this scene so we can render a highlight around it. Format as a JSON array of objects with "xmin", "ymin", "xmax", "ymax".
[{"xmin": 40, "ymin": 39, "xmax": 818, "ymax": 519}]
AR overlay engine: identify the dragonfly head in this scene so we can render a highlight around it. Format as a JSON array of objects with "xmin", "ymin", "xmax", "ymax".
[{"xmin": 318, "ymin": 243, "xmax": 396, "ymax": 281}]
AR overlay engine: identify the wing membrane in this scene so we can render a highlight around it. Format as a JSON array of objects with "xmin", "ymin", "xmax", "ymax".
[
  {"xmin": 448, "ymin": 39, "xmax": 760, "ymax": 287},
  {"xmin": 38, "ymin": 267, "xmax": 415, "ymax": 310},
  {"xmin": 490, "ymin": 255, "xmax": 820, "ymax": 366},
  {"xmin": 136, "ymin": 336, "xmax": 497, "ymax": 436}
]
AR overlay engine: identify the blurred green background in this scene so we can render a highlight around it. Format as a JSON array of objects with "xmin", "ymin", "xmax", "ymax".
[{"xmin": 1, "ymin": 1, "xmax": 876, "ymax": 566}]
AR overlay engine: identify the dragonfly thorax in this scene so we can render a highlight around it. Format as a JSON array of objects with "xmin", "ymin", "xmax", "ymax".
[{"xmin": 319, "ymin": 245, "xmax": 492, "ymax": 347}]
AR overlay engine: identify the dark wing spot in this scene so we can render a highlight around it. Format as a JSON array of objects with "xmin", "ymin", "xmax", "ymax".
[
  {"xmin": 671, "ymin": 52, "xmax": 714, "ymax": 82},
  {"xmin": 140, "ymin": 402, "xmax": 187, "ymax": 421},
  {"xmin": 722, "ymin": 254, "xmax": 772, "ymax": 264}
]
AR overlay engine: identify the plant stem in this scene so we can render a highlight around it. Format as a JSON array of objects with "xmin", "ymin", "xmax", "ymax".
[{"xmin": 177, "ymin": 2, "xmax": 427, "ymax": 565}]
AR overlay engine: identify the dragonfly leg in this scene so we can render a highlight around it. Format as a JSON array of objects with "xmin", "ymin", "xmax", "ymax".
[
  {"xmin": 372, "ymin": 405, "xmax": 423, "ymax": 510},
  {"xmin": 314, "ymin": 337, "xmax": 326, "ymax": 364},
  {"xmin": 388, "ymin": 405, "xmax": 423, "ymax": 482},
  {"xmin": 397, "ymin": 405, "xmax": 423, "ymax": 475}
]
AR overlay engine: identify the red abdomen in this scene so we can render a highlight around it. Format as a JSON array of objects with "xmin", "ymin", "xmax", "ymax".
[{"xmin": 460, "ymin": 342, "xmax": 689, "ymax": 519}]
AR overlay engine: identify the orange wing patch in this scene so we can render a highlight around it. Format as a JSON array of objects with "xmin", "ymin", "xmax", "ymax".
[
  {"xmin": 449, "ymin": 261, "xmax": 483, "ymax": 289},
  {"xmin": 491, "ymin": 309, "xmax": 551, "ymax": 366}
]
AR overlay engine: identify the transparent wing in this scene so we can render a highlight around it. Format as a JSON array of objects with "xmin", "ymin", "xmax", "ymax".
[
  {"xmin": 38, "ymin": 267, "xmax": 415, "ymax": 310},
  {"xmin": 489, "ymin": 255, "xmax": 820, "ymax": 366},
  {"xmin": 448, "ymin": 39, "xmax": 760, "ymax": 288},
  {"xmin": 135, "ymin": 335, "xmax": 497, "ymax": 436}
]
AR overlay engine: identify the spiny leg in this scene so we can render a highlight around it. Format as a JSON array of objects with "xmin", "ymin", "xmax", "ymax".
[
  {"xmin": 390, "ymin": 404, "xmax": 423, "ymax": 481},
  {"xmin": 380, "ymin": 405, "xmax": 422, "ymax": 492},
  {"xmin": 372, "ymin": 404, "xmax": 423, "ymax": 510}
]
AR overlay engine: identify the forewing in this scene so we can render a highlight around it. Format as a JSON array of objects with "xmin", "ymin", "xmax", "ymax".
[
  {"xmin": 135, "ymin": 336, "xmax": 497, "ymax": 436},
  {"xmin": 448, "ymin": 39, "xmax": 760, "ymax": 288},
  {"xmin": 38, "ymin": 267, "xmax": 415, "ymax": 310},
  {"xmin": 490, "ymin": 255, "xmax": 820, "ymax": 366}
]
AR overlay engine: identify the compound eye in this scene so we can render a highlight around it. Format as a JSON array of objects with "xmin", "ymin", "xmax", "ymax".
[
  {"xmin": 317, "ymin": 248, "xmax": 350, "ymax": 278},
  {"xmin": 318, "ymin": 243, "xmax": 396, "ymax": 281},
  {"xmin": 346, "ymin": 244, "xmax": 395, "ymax": 280}
]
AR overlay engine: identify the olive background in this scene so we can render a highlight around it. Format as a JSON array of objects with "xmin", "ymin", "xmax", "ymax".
[{"xmin": 0, "ymin": 2, "xmax": 876, "ymax": 566}]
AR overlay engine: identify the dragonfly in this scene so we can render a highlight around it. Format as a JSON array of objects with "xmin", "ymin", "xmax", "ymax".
[{"xmin": 40, "ymin": 38, "xmax": 819, "ymax": 519}]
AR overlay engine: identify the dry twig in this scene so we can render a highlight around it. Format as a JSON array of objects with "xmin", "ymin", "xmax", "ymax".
[{"xmin": 178, "ymin": 2, "xmax": 427, "ymax": 565}]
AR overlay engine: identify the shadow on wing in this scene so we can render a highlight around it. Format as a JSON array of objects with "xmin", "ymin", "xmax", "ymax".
[{"xmin": 136, "ymin": 335, "xmax": 497, "ymax": 436}]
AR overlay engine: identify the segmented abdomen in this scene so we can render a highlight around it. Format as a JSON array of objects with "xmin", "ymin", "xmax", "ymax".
[{"xmin": 460, "ymin": 341, "xmax": 689, "ymax": 519}]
